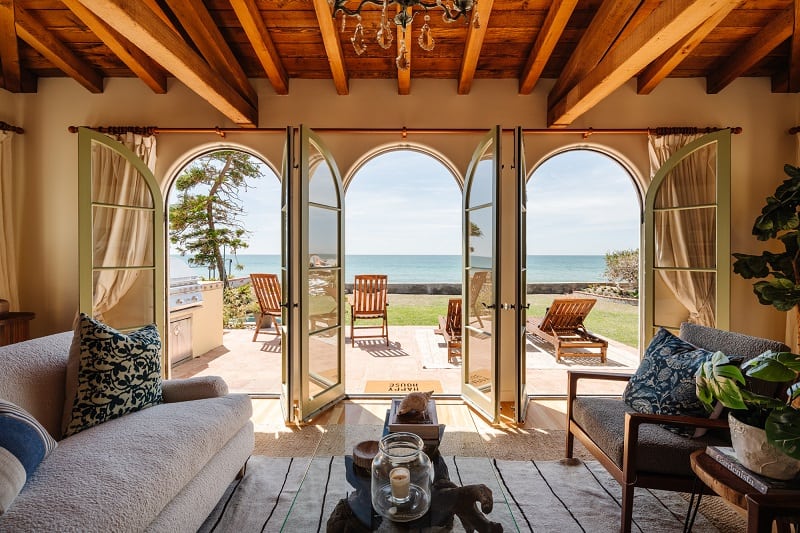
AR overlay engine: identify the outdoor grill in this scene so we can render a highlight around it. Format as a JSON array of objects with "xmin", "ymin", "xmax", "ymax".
[{"xmin": 169, "ymin": 256, "xmax": 204, "ymax": 312}]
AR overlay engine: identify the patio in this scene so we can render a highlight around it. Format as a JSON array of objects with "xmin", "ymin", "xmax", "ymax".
[{"xmin": 170, "ymin": 324, "xmax": 639, "ymax": 397}]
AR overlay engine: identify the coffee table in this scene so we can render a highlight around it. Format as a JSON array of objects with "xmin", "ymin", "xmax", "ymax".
[{"xmin": 280, "ymin": 451, "xmax": 519, "ymax": 531}]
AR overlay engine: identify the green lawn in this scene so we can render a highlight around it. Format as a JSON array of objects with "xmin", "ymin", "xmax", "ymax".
[{"xmin": 360, "ymin": 293, "xmax": 639, "ymax": 349}]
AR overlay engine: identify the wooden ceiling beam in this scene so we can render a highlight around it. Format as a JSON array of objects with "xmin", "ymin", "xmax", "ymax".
[
  {"xmin": 548, "ymin": 0, "xmax": 734, "ymax": 127},
  {"xmin": 230, "ymin": 0, "xmax": 289, "ymax": 95},
  {"xmin": 0, "ymin": 0, "xmax": 22, "ymax": 92},
  {"xmin": 612, "ymin": 0, "xmax": 661, "ymax": 46},
  {"xmin": 789, "ymin": 0, "xmax": 800, "ymax": 91},
  {"xmin": 312, "ymin": 0, "xmax": 348, "ymax": 95},
  {"xmin": 15, "ymin": 6, "xmax": 103, "ymax": 93},
  {"xmin": 140, "ymin": 0, "xmax": 180, "ymax": 35},
  {"xmin": 638, "ymin": 1, "xmax": 741, "ymax": 95},
  {"xmin": 547, "ymin": 0, "xmax": 640, "ymax": 107},
  {"xmin": 75, "ymin": 0, "xmax": 256, "ymax": 127},
  {"xmin": 62, "ymin": 0, "xmax": 167, "ymax": 94},
  {"xmin": 458, "ymin": 0, "xmax": 493, "ymax": 95},
  {"xmin": 397, "ymin": 7, "xmax": 411, "ymax": 95},
  {"xmin": 519, "ymin": 0, "xmax": 578, "ymax": 95},
  {"xmin": 707, "ymin": 6, "xmax": 792, "ymax": 94},
  {"xmin": 164, "ymin": 0, "xmax": 256, "ymax": 105}
]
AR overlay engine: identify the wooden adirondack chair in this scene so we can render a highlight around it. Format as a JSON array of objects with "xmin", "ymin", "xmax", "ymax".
[
  {"xmin": 250, "ymin": 273, "xmax": 282, "ymax": 341},
  {"xmin": 348, "ymin": 274, "xmax": 389, "ymax": 346},
  {"xmin": 526, "ymin": 297, "xmax": 607, "ymax": 362},
  {"xmin": 435, "ymin": 298, "xmax": 462, "ymax": 364}
]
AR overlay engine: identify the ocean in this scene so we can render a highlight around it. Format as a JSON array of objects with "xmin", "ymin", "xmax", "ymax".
[{"xmin": 174, "ymin": 254, "xmax": 607, "ymax": 283}]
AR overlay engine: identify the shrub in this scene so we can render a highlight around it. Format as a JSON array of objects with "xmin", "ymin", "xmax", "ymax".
[
  {"xmin": 604, "ymin": 249, "xmax": 639, "ymax": 286},
  {"xmin": 223, "ymin": 285, "xmax": 257, "ymax": 328}
]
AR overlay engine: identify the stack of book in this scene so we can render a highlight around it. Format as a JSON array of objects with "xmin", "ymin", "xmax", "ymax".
[
  {"xmin": 387, "ymin": 398, "xmax": 443, "ymax": 450},
  {"xmin": 706, "ymin": 446, "xmax": 800, "ymax": 494}
]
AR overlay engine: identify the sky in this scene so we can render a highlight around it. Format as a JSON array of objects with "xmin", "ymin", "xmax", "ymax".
[{"xmin": 170, "ymin": 148, "xmax": 640, "ymax": 256}]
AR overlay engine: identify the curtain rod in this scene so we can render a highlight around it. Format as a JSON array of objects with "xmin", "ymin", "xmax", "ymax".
[
  {"xmin": 68, "ymin": 125, "xmax": 742, "ymax": 139},
  {"xmin": 0, "ymin": 121, "xmax": 24, "ymax": 134}
]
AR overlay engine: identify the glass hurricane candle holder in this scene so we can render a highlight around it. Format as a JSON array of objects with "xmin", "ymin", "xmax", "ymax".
[{"xmin": 371, "ymin": 432, "xmax": 433, "ymax": 522}]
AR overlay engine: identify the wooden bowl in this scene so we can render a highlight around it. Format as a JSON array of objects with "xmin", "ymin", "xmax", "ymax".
[{"xmin": 353, "ymin": 440, "xmax": 379, "ymax": 471}]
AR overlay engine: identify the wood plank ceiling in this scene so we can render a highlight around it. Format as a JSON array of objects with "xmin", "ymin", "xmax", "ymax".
[{"xmin": 0, "ymin": 0, "xmax": 795, "ymax": 128}]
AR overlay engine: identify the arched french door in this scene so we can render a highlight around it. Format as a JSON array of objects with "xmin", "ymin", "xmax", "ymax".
[{"xmin": 77, "ymin": 128, "xmax": 166, "ymax": 363}]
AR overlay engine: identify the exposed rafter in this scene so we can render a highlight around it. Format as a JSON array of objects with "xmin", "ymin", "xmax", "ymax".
[
  {"xmin": 0, "ymin": 0, "xmax": 21, "ymax": 92},
  {"xmin": 547, "ymin": 0, "xmax": 640, "ymax": 107},
  {"xmin": 230, "ymin": 0, "xmax": 288, "ymax": 95},
  {"xmin": 519, "ymin": 0, "xmax": 578, "ymax": 95},
  {"xmin": 707, "ymin": 6, "xmax": 793, "ymax": 94},
  {"xmin": 164, "ymin": 0, "xmax": 256, "ymax": 105},
  {"xmin": 457, "ymin": 0, "xmax": 494, "ymax": 95},
  {"xmin": 62, "ymin": 0, "xmax": 168, "ymax": 94},
  {"xmin": 75, "ymin": 0, "xmax": 257, "ymax": 127},
  {"xmin": 15, "ymin": 6, "xmax": 103, "ymax": 93},
  {"xmin": 638, "ymin": 1, "xmax": 741, "ymax": 95},
  {"xmin": 548, "ymin": 0, "xmax": 732, "ymax": 127},
  {"xmin": 312, "ymin": 0, "xmax": 348, "ymax": 95},
  {"xmin": 792, "ymin": 0, "xmax": 800, "ymax": 91}
]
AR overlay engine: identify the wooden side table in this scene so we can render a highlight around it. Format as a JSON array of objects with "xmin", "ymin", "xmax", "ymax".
[
  {"xmin": 690, "ymin": 449, "xmax": 800, "ymax": 532},
  {"xmin": 0, "ymin": 312, "xmax": 35, "ymax": 346}
]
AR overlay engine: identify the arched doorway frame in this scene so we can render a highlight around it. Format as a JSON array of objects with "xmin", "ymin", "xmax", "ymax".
[
  {"xmin": 524, "ymin": 143, "xmax": 646, "ymax": 388},
  {"xmin": 341, "ymin": 141, "xmax": 464, "ymax": 191}
]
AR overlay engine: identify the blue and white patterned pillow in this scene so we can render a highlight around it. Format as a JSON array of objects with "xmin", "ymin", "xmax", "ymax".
[
  {"xmin": 623, "ymin": 327, "xmax": 714, "ymax": 437},
  {"xmin": 63, "ymin": 314, "xmax": 163, "ymax": 437},
  {"xmin": 0, "ymin": 399, "xmax": 57, "ymax": 513}
]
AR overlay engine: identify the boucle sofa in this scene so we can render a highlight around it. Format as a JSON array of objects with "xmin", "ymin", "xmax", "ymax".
[{"xmin": 0, "ymin": 331, "xmax": 254, "ymax": 532}]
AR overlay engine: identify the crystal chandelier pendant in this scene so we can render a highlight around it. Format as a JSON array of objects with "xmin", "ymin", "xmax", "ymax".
[
  {"xmin": 351, "ymin": 17, "xmax": 367, "ymax": 55},
  {"xmin": 377, "ymin": 0, "xmax": 393, "ymax": 49},
  {"xmin": 396, "ymin": 39, "xmax": 410, "ymax": 70},
  {"xmin": 418, "ymin": 15, "xmax": 435, "ymax": 51}
]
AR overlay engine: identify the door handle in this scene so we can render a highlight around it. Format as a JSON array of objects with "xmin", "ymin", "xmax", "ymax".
[{"xmin": 500, "ymin": 303, "xmax": 515, "ymax": 310}]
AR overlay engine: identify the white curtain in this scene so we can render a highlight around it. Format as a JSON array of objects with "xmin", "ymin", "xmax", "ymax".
[
  {"xmin": 0, "ymin": 131, "xmax": 19, "ymax": 310},
  {"xmin": 648, "ymin": 132, "xmax": 717, "ymax": 327},
  {"xmin": 92, "ymin": 133, "xmax": 157, "ymax": 319}
]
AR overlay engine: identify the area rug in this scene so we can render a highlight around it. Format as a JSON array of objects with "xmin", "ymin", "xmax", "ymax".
[{"xmin": 199, "ymin": 455, "xmax": 726, "ymax": 532}]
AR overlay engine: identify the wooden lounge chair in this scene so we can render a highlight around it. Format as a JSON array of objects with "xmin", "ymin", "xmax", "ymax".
[
  {"xmin": 347, "ymin": 274, "xmax": 389, "ymax": 346},
  {"xmin": 435, "ymin": 298, "xmax": 462, "ymax": 364},
  {"xmin": 250, "ymin": 273, "xmax": 282, "ymax": 341},
  {"xmin": 526, "ymin": 297, "xmax": 607, "ymax": 362}
]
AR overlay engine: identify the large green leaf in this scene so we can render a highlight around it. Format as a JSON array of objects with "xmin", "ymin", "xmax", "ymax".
[
  {"xmin": 765, "ymin": 408, "xmax": 800, "ymax": 460},
  {"xmin": 744, "ymin": 350, "xmax": 800, "ymax": 381},
  {"xmin": 695, "ymin": 352, "xmax": 746, "ymax": 410}
]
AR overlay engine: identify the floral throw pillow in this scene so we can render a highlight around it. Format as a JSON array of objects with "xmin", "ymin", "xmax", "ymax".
[
  {"xmin": 622, "ymin": 327, "xmax": 714, "ymax": 437},
  {"xmin": 63, "ymin": 314, "xmax": 163, "ymax": 437}
]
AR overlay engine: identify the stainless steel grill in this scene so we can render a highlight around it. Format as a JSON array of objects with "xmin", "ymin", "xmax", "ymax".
[{"xmin": 169, "ymin": 257, "xmax": 204, "ymax": 312}]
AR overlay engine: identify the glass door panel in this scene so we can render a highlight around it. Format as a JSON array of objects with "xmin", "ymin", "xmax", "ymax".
[
  {"xmin": 78, "ymin": 128, "xmax": 165, "ymax": 361},
  {"xmin": 281, "ymin": 127, "xmax": 293, "ymax": 422},
  {"xmin": 297, "ymin": 125, "xmax": 345, "ymax": 421},
  {"xmin": 644, "ymin": 130, "xmax": 731, "ymax": 340},
  {"xmin": 515, "ymin": 127, "xmax": 528, "ymax": 423},
  {"xmin": 462, "ymin": 127, "xmax": 500, "ymax": 421}
]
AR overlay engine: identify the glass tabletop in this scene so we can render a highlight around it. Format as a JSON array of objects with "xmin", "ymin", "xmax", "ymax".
[{"xmin": 280, "ymin": 445, "xmax": 519, "ymax": 531}]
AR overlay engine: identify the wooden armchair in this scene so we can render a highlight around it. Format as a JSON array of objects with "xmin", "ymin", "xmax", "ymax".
[
  {"xmin": 347, "ymin": 274, "xmax": 389, "ymax": 346},
  {"xmin": 566, "ymin": 323, "xmax": 790, "ymax": 533},
  {"xmin": 250, "ymin": 273, "xmax": 282, "ymax": 341},
  {"xmin": 435, "ymin": 298, "xmax": 462, "ymax": 364}
]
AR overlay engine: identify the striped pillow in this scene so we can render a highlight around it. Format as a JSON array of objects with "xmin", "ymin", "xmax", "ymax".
[{"xmin": 0, "ymin": 399, "xmax": 57, "ymax": 514}]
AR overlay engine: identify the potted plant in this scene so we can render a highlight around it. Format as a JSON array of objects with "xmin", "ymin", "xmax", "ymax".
[
  {"xmin": 696, "ymin": 350, "xmax": 800, "ymax": 479},
  {"xmin": 732, "ymin": 164, "xmax": 800, "ymax": 344}
]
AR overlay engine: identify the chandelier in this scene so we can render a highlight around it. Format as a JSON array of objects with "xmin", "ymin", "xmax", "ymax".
[{"xmin": 331, "ymin": 0, "xmax": 477, "ymax": 70}]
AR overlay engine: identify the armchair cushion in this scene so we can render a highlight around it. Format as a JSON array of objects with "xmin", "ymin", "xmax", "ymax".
[
  {"xmin": 572, "ymin": 397, "xmax": 730, "ymax": 477},
  {"xmin": 622, "ymin": 328, "xmax": 713, "ymax": 437}
]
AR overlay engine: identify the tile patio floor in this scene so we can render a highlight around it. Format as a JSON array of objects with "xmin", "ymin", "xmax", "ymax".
[{"xmin": 171, "ymin": 324, "xmax": 639, "ymax": 397}]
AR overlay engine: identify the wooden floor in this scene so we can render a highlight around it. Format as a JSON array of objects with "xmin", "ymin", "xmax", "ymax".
[{"xmin": 251, "ymin": 397, "xmax": 569, "ymax": 431}]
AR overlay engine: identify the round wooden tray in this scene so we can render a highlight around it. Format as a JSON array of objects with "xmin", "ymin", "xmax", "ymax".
[{"xmin": 353, "ymin": 440, "xmax": 379, "ymax": 471}]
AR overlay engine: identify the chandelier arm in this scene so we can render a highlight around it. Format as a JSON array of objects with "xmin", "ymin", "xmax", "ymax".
[{"xmin": 333, "ymin": 0, "xmax": 387, "ymax": 17}]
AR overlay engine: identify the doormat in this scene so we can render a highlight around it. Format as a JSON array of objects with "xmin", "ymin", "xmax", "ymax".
[{"xmin": 363, "ymin": 380, "xmax": 443, "ymax": 393}]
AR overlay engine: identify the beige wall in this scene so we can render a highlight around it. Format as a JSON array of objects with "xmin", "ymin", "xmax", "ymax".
[{"xmin": 4, "ymin": 76, "xmax": 799, "ymax": 346}]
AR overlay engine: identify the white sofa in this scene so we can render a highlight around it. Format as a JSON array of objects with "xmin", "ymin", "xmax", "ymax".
[{"xmin": 0, "ymin": 332, "xmax": 254, "ymax": 532}]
